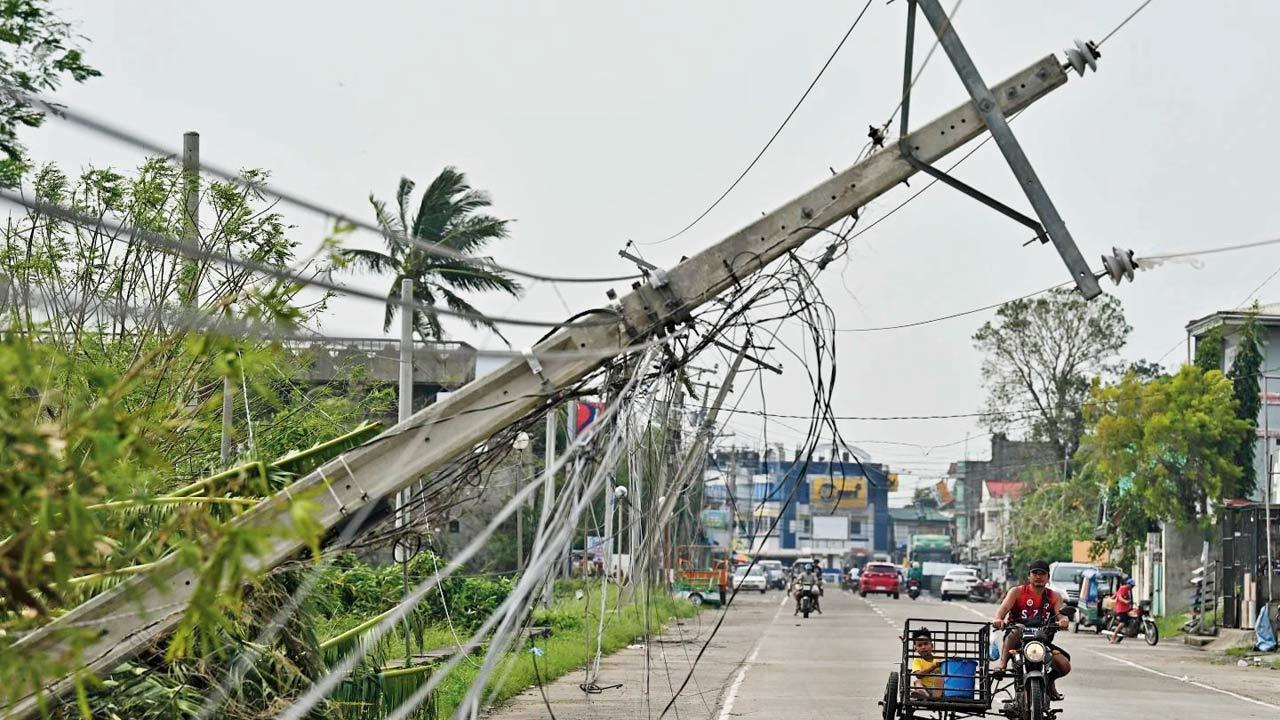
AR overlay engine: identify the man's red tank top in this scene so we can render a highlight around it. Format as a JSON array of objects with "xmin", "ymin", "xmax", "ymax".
[{"xmin": 1014, "ymin": 584, "xmax": 1057, "ymax": 625}]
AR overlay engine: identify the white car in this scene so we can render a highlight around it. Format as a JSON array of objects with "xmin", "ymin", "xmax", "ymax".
[
  {"xmin": 733, "ymin": 565, "xmax": 768, "ymax": 593},
  {"xmin": 939, "ymin": 567, "xmax": 980, "ymax": 600}
]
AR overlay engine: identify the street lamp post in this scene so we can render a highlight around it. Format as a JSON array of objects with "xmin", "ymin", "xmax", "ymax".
[{"xmin": 513, "ymin": 432, "xmax": 531, "ymax": 574}]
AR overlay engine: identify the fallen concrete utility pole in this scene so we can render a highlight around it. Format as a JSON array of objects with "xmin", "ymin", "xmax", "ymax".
[{"xmin": 8, "ymin": 49, "xmax": 1093, "ymax": 716}]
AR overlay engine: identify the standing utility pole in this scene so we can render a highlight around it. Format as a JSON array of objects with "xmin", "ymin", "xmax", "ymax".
[
  {"xmin": 10, "ymin": 49, "xmax": 1105, "ymax": 714},
  {"xmin": 176, "ymin": 132, "xmax": 224, "ymax": 466},
  {"xmin": 539, "ymin": 408, "xmax": 558, "ymax": 606},
  {"xmin": 396, "ymin": 279, "xmax": 414, "ymax": 662}
]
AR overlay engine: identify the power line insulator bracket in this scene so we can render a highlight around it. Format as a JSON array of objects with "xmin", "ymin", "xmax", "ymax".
[{"xmin": 898, "ymin": 0, "xmax": 1105, "ymax": 299}]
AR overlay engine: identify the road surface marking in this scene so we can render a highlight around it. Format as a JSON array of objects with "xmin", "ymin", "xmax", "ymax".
[
  {"xmin": 716, "ymin": 591, "xmax": 785, "ymax": 720},
  {"xmin": 716, "ymin": 645, "xmax": 759, "ymax": 720},
  {"xmin": 1088, "ymin": 649, "xmax": 1280, "ymax": 711},
  {"xmin": 859, "ymin": 596, "xmax": 898, "ymax": 628}
]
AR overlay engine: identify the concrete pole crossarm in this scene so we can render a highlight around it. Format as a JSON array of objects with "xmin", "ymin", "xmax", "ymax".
[
  {"xmin": 618, "ymin": 54, "xmax": 1070, "ymax": 337},
  {"xmin": 6, "ymin": 51, "xmax": 1087, "ymax": 718}
]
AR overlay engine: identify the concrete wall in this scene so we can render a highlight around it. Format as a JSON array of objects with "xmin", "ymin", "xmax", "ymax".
[{"xmin": 1161, "ymin": 522, "xmax": 1208, "ymax": 616}]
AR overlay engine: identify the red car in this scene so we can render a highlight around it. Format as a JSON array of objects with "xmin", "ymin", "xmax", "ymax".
[{"xmin": 859, "ymin": 562, "xmax": 902, "ymax": 599}]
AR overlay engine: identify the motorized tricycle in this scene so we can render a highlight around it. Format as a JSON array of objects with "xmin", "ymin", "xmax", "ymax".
[
  {"xmin": 1071, "ymin": 567, "xmax": 1125, "ymax": 634},
  {"xmin": 881, "ymin": 608, "xmax": 1077, "ymax": 720}
]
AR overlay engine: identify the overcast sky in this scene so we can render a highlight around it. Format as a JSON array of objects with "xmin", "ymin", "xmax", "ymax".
[{"xmin": 25, "ymin": 1, "xmax": 1280, "ymax": 505}]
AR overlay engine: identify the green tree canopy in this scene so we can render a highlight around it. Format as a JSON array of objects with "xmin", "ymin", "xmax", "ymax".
[
  {"xmin": 340, "ymin": 167, "xmax": 521, "ymax": 341},
  {"xmin": 0, "ymin": 0, "xmax": 100, "ymax": 186},
  {"xmin": 1227, "ymin": 309, "xmax": 1263, "ymax": 498},
  {"xmin": 1080, "ymin": 365, "xmax": 1249, "ymax": 529},
  {"xmin": 973, "ymin": 288, "xmax": 1130, "ymax": 462},
  {"xmin": 1193, "ymin": 325, "xmax": 1224, "ymax": 373}
]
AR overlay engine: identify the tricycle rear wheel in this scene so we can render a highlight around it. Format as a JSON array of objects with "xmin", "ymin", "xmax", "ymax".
[{"xmin": 880, "ymin": 671, "xmax": 899, "ymax": 720}]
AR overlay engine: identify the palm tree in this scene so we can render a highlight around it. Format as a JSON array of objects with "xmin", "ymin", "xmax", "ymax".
[{"xmin": 341, "ymin": 167, "xmax": 520, "ymax": 340}]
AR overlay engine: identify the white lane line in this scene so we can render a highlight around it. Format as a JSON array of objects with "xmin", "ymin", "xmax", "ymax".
[
  {"xmin": 717, "ymin": 593, "xmax": 784, "ymax": 720},
  {"xmin": 716, "ymin": 645, "xmax": 760, "ymax": 720},
  {"xmin": 1088, "ymin": 649, "xmax": 1280, "ymax": 711},
  {"xmin": 859, "ymin": 595, "xmax": 898, "ymax": 628}
]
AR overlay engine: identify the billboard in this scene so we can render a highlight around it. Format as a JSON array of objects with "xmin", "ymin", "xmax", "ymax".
[
  {"xmin": 809, "ymin": 475, "xmax": 867, "ymax": 511},
  {"xmin": 700, "ymin": 509, "xmax": 729, "ymax": 530},
  {"xmin": 812, "ymin": 515, "xmax": 850, "ymax": 540},
  {"xmin": 575, "ymin": 401, "xmax": 605, "ymax": 434}
]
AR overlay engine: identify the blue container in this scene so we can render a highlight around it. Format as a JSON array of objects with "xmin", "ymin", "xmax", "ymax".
[{"xmin": 942, "ymin": 659, "xmax": 978, "ymax": 698}]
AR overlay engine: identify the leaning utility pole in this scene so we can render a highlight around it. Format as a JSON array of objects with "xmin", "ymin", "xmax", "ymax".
[{"xmin": 10, "ymin": 39, "xmax": 1112, "ymax": 714}]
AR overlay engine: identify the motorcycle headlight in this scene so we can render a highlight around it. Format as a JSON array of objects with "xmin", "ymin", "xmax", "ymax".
[{"xmin": 1022, "ymin": 641, "xmax": 1047, "ymax": 663}]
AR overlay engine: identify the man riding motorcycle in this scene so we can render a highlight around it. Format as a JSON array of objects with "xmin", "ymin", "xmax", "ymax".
[
  {"xmin": 1109, "ymin": 577, "xmax": 1136, "ymax": 644},
  {"xmin": 793, "ymin": 563, "xmax": 823, "ymax": 615},
  {"xmin": 991, "ymin": 559, "xmax": 1072, "ymax": 701}
]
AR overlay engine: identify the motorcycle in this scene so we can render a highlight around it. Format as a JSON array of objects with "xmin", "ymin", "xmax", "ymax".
[
  {"xmin": 968, "ymin": 579, "xmax": 1000, "ymax": 603},
  {"xmin": 1000, "ymin": 611, "xmax": 1074, "ymax": 720},
  {"xmin": 906, "ymin": 578, "xmax": 921, "ymax": 601},
  {"xmin": 797, "ymin": 582, "xmax": 819, "ymax": 618},
  {"xmin": 1106, "ymin": 600, "xmax": 1159, "ymax": 646}
]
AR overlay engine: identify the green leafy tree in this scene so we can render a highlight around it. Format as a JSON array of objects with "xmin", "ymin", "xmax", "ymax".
[
  {"xmin": 1124, "ymin": 358, "xmax": 1165, "ymax": 381},
  {"xmin": 0, "ymin": 0, "xmax": 100, "ymax": 187},
  {"xmin": 912, "ymin": 486, "xmax": 938, "ymax": 509},
  {"xmin": 973, "ymin": 288, "xmax": 1130, "ymax": 463},
  {"xmin": 1227, "ymin": 309, "xmax": 1263, "ymax": 498},
  {"xmin": 1080, "ymin": 365, "xmax": 1249, "ymax": 534},
  {"xmin": 339, "ymin": 167, "xmax": 520, "ymax": 340},
  {"xmin": 0, "ymin": 159, "xmax": 390, "ymax": 712},
  {"xmin": 1007, "ymin": 468, "xmax": 1096, "ymax": 571},
  {"xmin": 1194, "ymin": 325, "xmax": 1224, "ymax": 373}
]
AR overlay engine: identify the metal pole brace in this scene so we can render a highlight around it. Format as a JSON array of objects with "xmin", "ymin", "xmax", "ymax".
[{"xmin": 897, "ymin": 0, "xmax": 1103, "ymax": 298}]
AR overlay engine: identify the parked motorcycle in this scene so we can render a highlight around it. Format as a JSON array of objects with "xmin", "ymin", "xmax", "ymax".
[
  {"xmin": 797, "ymin": 582, "xmax": 819, "ymax": 618},
  {"xmin": 967, "ymin": 579, "xmax": 1000, "ymax": 603},
  {"xmin": 906, "ymin": 578, "xmax": 921, "ymax": 601},
  {"xmin": 1001, "ymin": 610, "xmax": 1074, "ymax": 720},
  {"xmin": 1105, "ymin": 600, "xmax": 1159, "ymax": 646}
]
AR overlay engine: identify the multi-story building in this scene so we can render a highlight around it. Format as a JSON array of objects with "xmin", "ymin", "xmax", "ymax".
[
  {"xmin": 702, "ymin": 444, "xmax": 894, "ymax": 568},
  {"xmin": 946, "ymin": 434, "xmax": 1057, "ymax": 562},
  {"xmin": 1187, "ymin": 304, "xmax": 1280, "ymax": 502}
]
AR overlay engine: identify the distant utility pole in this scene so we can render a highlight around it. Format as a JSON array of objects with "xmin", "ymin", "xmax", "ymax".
[
  {"xmin": 563, "ymin": 399, "xmax": 578, "ymax": 584},
  {"xmin": 396, "ymin": 278, "xmax": 414, "ymax": 663},
  {"xmin": 178, "ymin": 132, "xmax": 225, "ymax": 466},
  {"xmin": 539, "ymin": 406, "xmax": 558, "ymax": 606}
]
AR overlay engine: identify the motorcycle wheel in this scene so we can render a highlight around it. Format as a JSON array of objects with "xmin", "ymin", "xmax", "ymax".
[
  {"xmin": 803, "ymin": 609, "xmax": 810, "ymax": 619},
  {"xmin": 1071, "ymin": 616, "xmax": 1080, "ymax": 633},
  {"xmin": 1144, "ymin": 618, "xmax": 1159, "ymax": 646},
  {"xmin": 1026, "ymin": 681, "xmax": 1047, "ymax": 720},
  {"xmin": 893, "ymin": 592, "xmax": 900, "ymax": 600},
  {"xmin": 881, "ymin": 671, "xmax": 900, "ymax": 720}
]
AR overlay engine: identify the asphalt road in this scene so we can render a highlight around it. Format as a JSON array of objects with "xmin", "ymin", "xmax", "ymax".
[
  {"xmin": 490, "ymin": 587, "xmax": 1280, "ymax": 720},
  {"xmin": 722, "ymin": 588, "xmax": 1279, "ymax": 720}
]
